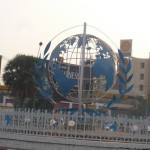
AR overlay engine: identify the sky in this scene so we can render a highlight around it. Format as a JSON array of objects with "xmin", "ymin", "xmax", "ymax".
[{"xmin": 0, "ymin": 0, "xmax": 150, "ymax": 83}]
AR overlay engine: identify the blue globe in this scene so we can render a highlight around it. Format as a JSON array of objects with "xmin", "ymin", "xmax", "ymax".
[{"xmin": 48, "ymin": 34, "xmax": 117, "ymax": 103}]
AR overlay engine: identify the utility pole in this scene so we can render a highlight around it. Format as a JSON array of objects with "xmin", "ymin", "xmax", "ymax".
[
  {"xmin": 0, "ymin": 55, "xmax": 2, "ymax": 75},
  {"xmin": 145, "ymin": 52, "xmax": 150, "ymax": 118},
  {"xmin": 147, "ymin": 52, "xmax": 150, "ymax": 117},
  {"xmin": 0, "ymin": 55, "xmax": 2, "ymax": 84}
]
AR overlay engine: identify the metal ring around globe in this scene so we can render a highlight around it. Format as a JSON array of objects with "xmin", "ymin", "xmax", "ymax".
[{"xmin": 48, "ymin": 30, "xmax": 118, "ymax": 104}]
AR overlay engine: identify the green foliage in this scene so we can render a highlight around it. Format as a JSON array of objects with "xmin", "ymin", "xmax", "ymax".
[
  {"xmin": 2, "ymin": 55, "xmax": 37, "ymax": 108},
  {"xmin": 26, "ymin": 97, "xmax": 54, "ymax": 110},
  {"xmin": 128, "ymin": 96, "xmax": 150, "ymax": 117}
]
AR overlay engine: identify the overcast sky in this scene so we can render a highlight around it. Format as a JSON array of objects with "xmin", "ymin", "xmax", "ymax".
[{"xmin": 0, "ymin": 0, "xmax": 150, "ymax": 82}]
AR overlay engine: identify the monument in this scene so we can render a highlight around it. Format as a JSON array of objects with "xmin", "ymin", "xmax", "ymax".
[{"xmin": 34, "ymin": 23, "xmax": 134, "ymax": 115}]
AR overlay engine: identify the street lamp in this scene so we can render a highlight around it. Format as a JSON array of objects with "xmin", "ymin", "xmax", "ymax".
[
  {"xmin": 33, "ymin": 42, "xmax": 43, "ymax": 110},
  {"xmin": 37, "ymin": 42, "xmax": 43, "ymax": 57}
]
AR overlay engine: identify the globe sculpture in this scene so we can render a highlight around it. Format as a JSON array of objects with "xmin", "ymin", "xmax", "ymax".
[
  {"xmin": 48, "ymin": 34, "xmax": 118, "ymax": 104},
  {"xmin": 34, "ymin": 23, "xmax": 134, "ymax": 114}
]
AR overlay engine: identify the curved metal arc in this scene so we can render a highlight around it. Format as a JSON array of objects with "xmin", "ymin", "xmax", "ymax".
[
  {"xmin": 50, "ymin": 24, "xmax": 83, "ymax": 43},
  {"xmin": 87, "ymin": 24, "xmax": 118, "ymax": 50}
]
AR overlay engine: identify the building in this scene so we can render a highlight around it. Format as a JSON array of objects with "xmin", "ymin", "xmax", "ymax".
[
  {"xmin": 0, "ymin": 85, "xmax": 15, "ymax": 109},
  {"xmin": 129, "ymin": 56, "xmax": 150, "ymax": 99}
]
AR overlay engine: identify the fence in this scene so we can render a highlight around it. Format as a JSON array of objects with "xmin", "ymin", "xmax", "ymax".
[{"xmin": 0, "ymin": 109, "xmax": 150, "ymax": 144}]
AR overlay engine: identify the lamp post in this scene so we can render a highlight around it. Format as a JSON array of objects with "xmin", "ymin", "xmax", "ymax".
[
  {"xmin": 37, "ymin": 42, "xmax": 43, "ymax": 57},
  {"xmin": 33, "ymin": 42, "xmax": 43, "ymax": 110},
  {"xmin": 0, "ymin": 55, "xmax": 2, "ymax": 76},
  {"xmin": 146, "ymin": 52, "xmax": 150, "ymax": 118}
]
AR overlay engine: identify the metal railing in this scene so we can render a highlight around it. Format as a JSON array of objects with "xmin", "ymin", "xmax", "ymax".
[{"xmin": 0, "ymin": 109, "xmax": 150, "ymax": 144}]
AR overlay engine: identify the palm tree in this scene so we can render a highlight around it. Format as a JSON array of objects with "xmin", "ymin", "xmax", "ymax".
[{"xmin": 2, "ymin": 55, "xmax": 37, "ymax": 108}]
